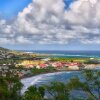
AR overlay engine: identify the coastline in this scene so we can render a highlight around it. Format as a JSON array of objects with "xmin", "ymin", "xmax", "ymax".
[
  {"xmin": 20, "ymin": 64, "xmax": 100, "ymax": 80},
  {"xmin": 21, "ymin": 70, "xmax": 80, "ymax": 94},
  {"xmin": 20, "ymin": 69, "xmax": 81, "ymax": 80}
]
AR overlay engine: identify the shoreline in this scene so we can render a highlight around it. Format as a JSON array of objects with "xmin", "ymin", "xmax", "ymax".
[
  {"xmin": 21, "ymin": 71, "xmax": 81, "ymax": 94},
  {"xmin": 20, "ymin": 65, "xmax": 100, "ymax": 80},
  {"xmin": 20, "ymin": 69, "xmax": 81, "ymax": 80}
]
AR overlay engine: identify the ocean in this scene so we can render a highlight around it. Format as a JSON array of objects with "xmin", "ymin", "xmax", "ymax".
[
  {"xmin": 21, "ymin": 70, "xmax": 100, "ymax": 98},
  {"xmin": 22, "ymin": 50, "xmax": 100, "ymax": 58},
  {"xmin": 21, "ymin": 71, "xmax": 81, "ymax": 94}
]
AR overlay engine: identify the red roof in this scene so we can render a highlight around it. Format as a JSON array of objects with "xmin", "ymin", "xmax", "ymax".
[
  {"xmin": 53, "ymin": 63, "xmax": 64, "ymax": 67},
  {"xmin": 39, "ymin": 64, "xmax": 47, "ymax": 68},
  {"xmin": 66, "ymin": 63, "xmax": 79, "ymax": 66}
]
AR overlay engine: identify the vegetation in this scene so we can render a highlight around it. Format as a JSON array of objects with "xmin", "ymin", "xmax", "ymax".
[
  {"xmin": 31, "ymin": 67, "xmax": 56, "ymax": 75},
  {"xmin": 84, "ymin": 60, "xmax": 100, "ymax": 64},
  {"xmin": 22, "ymin": 70, "xmax": 100, "ymax": 100},
  {"xmin": 0, "ymin": 58, "xmax": 21, "ymax": 65},
  {"xmin": 0, "ymin": 74, "xmax": 23, "ymax": 100},
  {"xmin": 50, "ymin": 57, "xmax": 91, "ymax": 63},
  {"xmin": 67, "ymin": 70, "xmax": 100, "ymax": 100},
  {"xmin": 0, "ymin": 70, "xmax": 99, "ymax": 100},
  {"xmin": 23, "ymin": 86, "xmax": 45, "ymax": 100},
  {"xmin": 0, "ymin": 47, "xmax": 9, "ymax": 51}
]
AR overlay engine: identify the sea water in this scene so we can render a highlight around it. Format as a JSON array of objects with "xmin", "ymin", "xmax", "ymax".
[
  {"xmin": 21, "ymin": 71, "xmax": 81, "ymax": 94},
  {"xmin": 21, "ymin": 50, "xmax": 100, "ymax": 58}
]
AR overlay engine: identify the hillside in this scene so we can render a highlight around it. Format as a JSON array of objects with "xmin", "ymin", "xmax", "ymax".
[
  {"xmin": 0, "ymin": 47, "xmax": 36, "ymax": 60},
  {"xmin": 0, "ymin": 47, "xmax": 10, "ymax": 51},
  {"xmin": 0, "ymin": 47, "xmax": 13, "ymax": 59}
]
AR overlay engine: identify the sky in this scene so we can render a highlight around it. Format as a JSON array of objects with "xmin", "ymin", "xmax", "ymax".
[
  {"xmin": 0, "ymin": 0, "xmax": 32, "ymax": 19},
  {"xmin": 0, "ymin": 0, "xmax": 100, "ymax": 50}
]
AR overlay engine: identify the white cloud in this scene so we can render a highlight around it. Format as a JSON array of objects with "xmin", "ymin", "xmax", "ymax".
[
  {"xmin": 0, "ymin": 38, "xmax": 14, "ymax": 44},
  {"xmin": 16, "ymin": 36, "xmax": 33, "ymax": 44},
  {"xmin": 81, "ymin": 38, "xmax": 100, "ymax": 44},
  {"xmin": 0, "ymin": 0, "xmax": 100, "ymax": 45}
]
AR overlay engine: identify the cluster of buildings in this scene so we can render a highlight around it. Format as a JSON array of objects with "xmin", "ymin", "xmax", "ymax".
[
  {"xmin": 16, "ymin": 59, "xmax": 81, "ymax": 70},
  {"xmin": 0, "ymin": 64, "xmax": 32, "ymax": 78},
  {"xmin": 36, "ymin": 62, "xmax": 80, "ymax": 70}
]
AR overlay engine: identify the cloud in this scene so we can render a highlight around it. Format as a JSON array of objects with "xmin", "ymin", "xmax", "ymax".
[{"xmin": 0, "ymin": 0, "xmax": 100, "ymax": 45}]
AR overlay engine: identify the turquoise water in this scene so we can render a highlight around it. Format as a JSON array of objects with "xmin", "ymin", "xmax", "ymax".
[{"xmin": 24, "ymin": 50, "xmax": 100, "ymax": 58}]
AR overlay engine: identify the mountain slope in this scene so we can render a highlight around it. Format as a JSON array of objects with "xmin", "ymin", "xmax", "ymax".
[
  {"xmin": 0, "ymin": 47, "xmax": 11, "ymax": 59},
  {"xmin": 0, "ymin": 47, "xmax": 34, "ymax": 60}
]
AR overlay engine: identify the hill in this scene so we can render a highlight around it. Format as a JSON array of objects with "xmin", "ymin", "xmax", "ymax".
[
  {"xmin": 0, "ymin": 47, "xmax": 13, "ymax": 59},
  {"xmin": 0, "ymin": 47, "xmax": 36, "ymax": 60},
  {"xmin": 0, "ymin": 47, "xmax": 9, "ymax": 51}
]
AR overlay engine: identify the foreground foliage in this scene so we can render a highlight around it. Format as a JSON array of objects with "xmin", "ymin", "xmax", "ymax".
[
  {"xmin": 0, "ymin": 75, "xmax": 23, "ymax": 100},
  {"xmin": 67, "ymin": 70, "xmax": 100, "ymax": 100},
  {"xmin": 0, "ymin": 70, "xmax": 100, "ymax": 100}
]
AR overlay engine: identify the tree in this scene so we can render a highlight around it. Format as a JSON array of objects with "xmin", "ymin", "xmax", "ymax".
[
  {"xmin": 0, "ymin": 68, "xmax": 99, "ymax": 100},
  {"xmin": 23, "ymin": 86, "xmax": 45, "ymax": 100},
  {"xmin": 67, "ymin": 70, "xmax": 100, "ymax": 100},
  {"xmin": 22, "ymin": 70, "xmax": 100, "ymax": 100},
  {"xmin": 0, "ymin": 74, "xmax": 23, "ymax": 100},
  {"xmin": 44, "ymin": 82, "xmax": 69, "ymax": 100}
]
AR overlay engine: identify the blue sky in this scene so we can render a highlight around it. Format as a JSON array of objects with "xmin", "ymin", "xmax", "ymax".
[
  {"xmin": 3, "ymin": 43, "xmax": 100, "ymax": 51},
  {"xmin": 0, "ymin": 0, "xmax": 100, "ymax": 50},
  {"xmin": 0, "ymin": 0, "xmax": 32, "ymax": 19},
  {"xmin": 0, "ymin": 0, "xmax": 73, "ymax": 19}
]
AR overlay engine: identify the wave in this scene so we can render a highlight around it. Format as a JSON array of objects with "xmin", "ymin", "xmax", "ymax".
[
  {"xmin": 34, "ymin": 52, "xmax": 99, "ymax": 58},
  {"xmin": 48, "ymin": 54, "xmax": 99, "ymax": 58}
]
